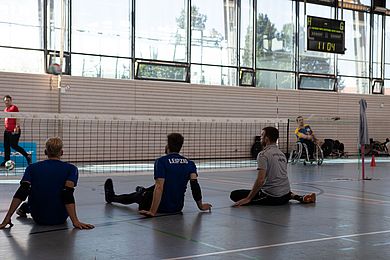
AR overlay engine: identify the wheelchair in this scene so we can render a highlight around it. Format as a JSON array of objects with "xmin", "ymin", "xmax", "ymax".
[{"xmin": 289, "ymin": 141, "xmax": 324, "ymax": 165}]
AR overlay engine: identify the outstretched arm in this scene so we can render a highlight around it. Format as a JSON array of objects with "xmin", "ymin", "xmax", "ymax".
[
  {"xmin": 190, "ymin": 173, "xmax": 212, "ymax": 211},
  {"xmin": 0, "ymin": 198, "xmax": 22, "ymax": 229},
  {"xmin": 0, "ymin": 181, "xmax": 31, "ymax": 229},
  {"xmin": 63, "ymin": 180, "xmax": 94, "ymax": 230},
  {"xmin": 139, "ymin": 178, "xmax": 165, "ymax": 217},
  {"xmin": 233, "ymin": 169, "xmax": 266, "ymax": 207}
]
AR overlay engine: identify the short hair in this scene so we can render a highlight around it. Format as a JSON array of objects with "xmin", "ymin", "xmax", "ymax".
[
  {"xmin": 296, "ymin": 115, "xmax": 303, "ymax": 122},
  {"xmin": 262, "ymin": 127, "xmax": 279, "ymax": 143},
  {"xmin": 167, "ymin": 133, "xmax": 184, "ymax": 153},
  {"xmin": 45, "ymin": 137, "xmax": 63, "ymax": 157},
  {"xmin": 3, "ymin": 95, "xmax": 12, "ymax": 101}
]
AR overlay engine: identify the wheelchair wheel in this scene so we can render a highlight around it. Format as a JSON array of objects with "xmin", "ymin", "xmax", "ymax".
[
  {"xmin": 301, "ymin": 143, "xmax": 310, "ymax": 162},
  {"xmin": 314, "ymin": 144, "xmax": 324, "ymax": 166},
  {"xmin": 289, "ymin": 143, "xmax": 302, "ymax": 165}
]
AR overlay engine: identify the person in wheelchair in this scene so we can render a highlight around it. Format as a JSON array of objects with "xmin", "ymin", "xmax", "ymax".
[{"xmin": 295, "ymin": 116, "xmax": 317, "ymax": 160}]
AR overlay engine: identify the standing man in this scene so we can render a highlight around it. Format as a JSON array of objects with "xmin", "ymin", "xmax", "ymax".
[
  {"xmin": 1, "ymin": 95, "xmax": 31, "ymax": 167},
  {"xmin": 0, "ymin": 137, "xmax": 94, "ymax": 229},
  {"xmin": 104, "ymin": 133, "xmax": 212, "ymax": 217},
  {"xmin": 231, "ymin": 126, "xmax": 316, "ymax": 206}
]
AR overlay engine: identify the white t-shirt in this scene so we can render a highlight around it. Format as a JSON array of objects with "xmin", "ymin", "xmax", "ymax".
[{"xmin": 257, "ymin": 144, "xmax": 291, "ymax": 197}]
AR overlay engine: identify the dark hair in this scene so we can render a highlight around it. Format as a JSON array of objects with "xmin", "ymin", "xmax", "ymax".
[
  {"xmin": 262, "ymin": 127, "xmax": 279, "ymax": 143},
  {"xmin": 167, "ymin": 133, "xmax": 184, "ymax": 153},
  {"xmin": 3, "ymin": 95, "xmax": 12, "ymax": 100},
  {"xmin": 296, "ymin": 115, "xmax": 303, "ymax": 122}
]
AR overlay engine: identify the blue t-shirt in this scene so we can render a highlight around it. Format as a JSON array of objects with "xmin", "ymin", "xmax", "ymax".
[
  {"xmin": 295, "ymin": 124, "xmax": 313, "ymax": 142},
  {"xmin": 154, "ymin": 153, "xmax": 197, "ymax": 213},
  {"xmin": 22, "ymin": 160, "xmax": 78, "ymax": 225}
]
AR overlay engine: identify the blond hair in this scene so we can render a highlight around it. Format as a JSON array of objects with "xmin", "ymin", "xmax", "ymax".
[{"xmin": 45, "ymin": 137, "xmax": 63, "ymax": 157}]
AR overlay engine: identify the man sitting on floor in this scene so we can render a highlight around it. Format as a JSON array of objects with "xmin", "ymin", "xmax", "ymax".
[
  {"xmin": 231, "ymin": 126, "xmax": 316, "ymax": 206},
  {"xmin": 104, "ymin": 133, "xmax": 212, "ymax": 217},
  {"xmin": 0, "ymin": 137, "xmax": 94, "ymax": 229}
]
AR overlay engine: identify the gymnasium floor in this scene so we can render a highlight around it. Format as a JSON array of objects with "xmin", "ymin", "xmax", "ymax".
[{"xmin": 1, "ymin": 161, "xmax": 390, "ymax": 259}]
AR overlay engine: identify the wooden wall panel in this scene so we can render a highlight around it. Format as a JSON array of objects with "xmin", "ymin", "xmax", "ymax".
[
  {"xmin": 134, "ymin": 80, "xmax": 193, "ymax": 116},
  {"xmin": 0, "ymin": 72, "xmax": 390, "ymax": 156},
  {"xmin": 60, "ymin": 75, "xmax": 136, "ymax": 114},
  {"xmin": 0, "ymin": 72, "xmax": 58, "ymax": 112}
]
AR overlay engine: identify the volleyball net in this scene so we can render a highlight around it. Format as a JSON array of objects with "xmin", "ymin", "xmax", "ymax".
[{"xmin": 0, "ymin": 112, "xmax": 290, "ymax": 175}]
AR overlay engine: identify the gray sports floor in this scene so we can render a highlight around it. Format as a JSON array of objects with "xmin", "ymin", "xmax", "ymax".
[{"xmin": 1, "ymin": 160, "xmax": 390, "ymax": 259}]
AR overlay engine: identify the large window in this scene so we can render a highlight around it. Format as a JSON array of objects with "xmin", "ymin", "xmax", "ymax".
[
  {"xmin": 47, "ymin": 0, "xmax": 70, "ymax": 52},
  {"xmin": 342, "ymin": 0, "xmax": 371, "ymax": 6},
  {"xmin": 384, "ymin": 16, "xmax": 390, "ymax": 95},
  {"xmin": 71, "ymin": 54, "xmax": 131, "ymax": 79},
  {"xmin": 256, "ymin": 70, "xmax": 295, "ymax": 89},
  {"xmin": 240, "ymin": 0, "xmax": 254, "ymax": 68},
  {"xmin": 256, "ymin": 0, "xmax": 295, "ymax": 71},
  {"xmin": 338, "ymin": 9, "xmax": 370, "ymax": 94},
  {"xmin": 338, "ymin": 9, "xmax": 369, "ymax": 78},
  {"xmin": 385, "ymin": 16, "xmax": 390, "ymax": 80},
  {"xmin": 191, "ymin": 65, "xmax": 237, "ymax": 86},
  {"xmin": 0, "ymin": 48, "xmax": 44, "ymax": 74},
  {"xmin": 190, "ymin": 0, "xmax": 237, "ymax": 85},
  {"xmin": 136, "ymin": 0, "xmax": 186, "ymax": 61},
  {"xmin": 372, "ymin": 14, "xmax": 383, "ymax": 79},
  {"xmin": 338, "ymin": 76, "xmax": 369, "ymax": 94},
  {"xmin": 191, "ymin": 0, "xmax": 237, "ymax": 66},
  {"xmin": 385, "ymin": 80, "xmax": 390, "ymax": 95},
  {"xmin": 0, "ymin": 0, "xmax": 44, "ymax": 49},
  {"xmin": 72, "ymin": 0, "xmax": 131, "ymax": 57},
  {"xmin": 0, "ymin": 0, "xmax": 389, "ymax": 95}
]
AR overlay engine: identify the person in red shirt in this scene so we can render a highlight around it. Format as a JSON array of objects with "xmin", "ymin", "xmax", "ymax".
[{"xmin": 1, "ymin": 95, "xmax": 31, "ymax": 167}]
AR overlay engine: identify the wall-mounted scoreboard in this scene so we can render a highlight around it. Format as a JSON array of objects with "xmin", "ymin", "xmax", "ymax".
[{"xmin": 307, "ymin": 15, "xmax": 345, "ymax": 54}]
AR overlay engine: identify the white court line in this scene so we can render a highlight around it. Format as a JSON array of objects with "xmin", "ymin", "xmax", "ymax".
[
  {"xmin": 0, "ymin": 179, "xmax": 20, "ymax": 184},
  {"xmin": 323, "ymin": 193, "xmax": 390, "ymax": 204},
  {"xmin": 203, "ymin": 177, "xmax": 390, "ymax": 204},
  {"xmin": 164, "ymin": 229, "xmax": 390, "ymax": 260},
  {"xmin": 201, "ymin": 177, "xmax": 252, "ymax": 186}
]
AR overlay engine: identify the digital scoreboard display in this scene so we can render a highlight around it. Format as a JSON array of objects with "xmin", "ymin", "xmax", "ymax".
[{"xmin": 307, "ymin": 16, "xmax": 345, "ymax": 54}]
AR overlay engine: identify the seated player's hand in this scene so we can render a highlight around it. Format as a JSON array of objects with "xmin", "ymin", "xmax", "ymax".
[
  {"xmin": 233, "ymin": 197, "xmax": 251, "ymax": 207},
  {"xmin": 13, "ymin": 126, "xmax": 20, "ymax": 134},
  {"xmin": 199, "ymin": 203, "xmax": 212, "ymax": 212},
  {"xmin": 139, "ymin": 210, "xmax": 156, "ymax": 217},
  {"xmin": 0, "ymin": 217, "xmax": 13, "ymax": 229},
  {"xmin": 314, "ymin": 139, "xmax": 321, "ymax": 145},
  {"xmin": 72, "ymin": 220, "xmax": 94, "ymax": 230}
]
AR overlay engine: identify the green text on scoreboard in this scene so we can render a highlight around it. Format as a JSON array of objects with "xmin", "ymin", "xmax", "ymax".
[{"xmin": 307, "ymin": 16, "xmax": 345, "ymax": 54}]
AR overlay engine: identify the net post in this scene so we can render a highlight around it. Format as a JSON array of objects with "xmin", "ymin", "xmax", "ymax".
[{"xmin": 286, "ymin": 119, "xmax": 290, "ymax": 156}]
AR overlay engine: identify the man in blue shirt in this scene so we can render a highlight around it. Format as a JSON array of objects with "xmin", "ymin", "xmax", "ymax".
[
  {"xmin": 0, "ymin": 137, "xmax": 94, "ymax": 229},
  {"xmin": 104, "ymin": 133, "xmax": 212, "ymax": 217}
]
